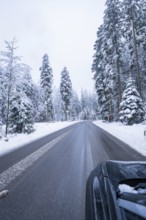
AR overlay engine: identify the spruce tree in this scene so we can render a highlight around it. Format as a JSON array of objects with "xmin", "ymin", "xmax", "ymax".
[
  {"xmin": 40, "ymin": 54, "xmax": 53, "ymax": 121},
  {"xmin": 119, "ymin": 76, "xmax": 145, "ymax": 125},
  {"xmin": 92, "ymin": 25, "xmax": 113, "ymax": 121},
  {"xmin": 138, "ymin": 0, "xmax": 146, "ymax": 101},
  {"xmin": 92, "ymin": 0, "xmax": 146, "ymax": 121},
  {"xmin": 60, "ymin": 67, "xmax": 72, "ymax": 120},
  {"xmin": 122, "ymin": 0, "xmax": 146, "ymax": 97},
  {"xmin": 103, "ymin": 0, "xmax": 123, "ymax": 119},
  {"xmin": 8, "ymin": 88, "xmax": 34, "ymax": 134}
]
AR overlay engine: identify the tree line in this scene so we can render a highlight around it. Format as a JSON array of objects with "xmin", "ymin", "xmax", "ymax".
[
  {"xmin": 92, "ymin": 0, "xmax": 146, "ymax": 125},
  {"xmin": 1, "ymin": 0, "xmax": 145, "ymax": 137},
  {"xmin": 0, "ymin": 39, "xmax": 98, "ymax": 137}
]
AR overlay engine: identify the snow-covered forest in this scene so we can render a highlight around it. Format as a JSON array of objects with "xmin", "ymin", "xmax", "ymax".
[
  {"xmin": 92, "ymin": 0, "xmax": 146, "ymax": 124},
  {"xmin": 0, "ymin": 0, "xmax": 146, "ymax": 138},
  {"xmin": 0, "ymin": 39, "xmax": 98, "ymax": 137}
]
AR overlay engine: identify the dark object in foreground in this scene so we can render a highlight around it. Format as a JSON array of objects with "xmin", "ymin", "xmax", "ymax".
[{"xmin": 85, "ymin": 161, "xmax": 146, "ymax": 220}]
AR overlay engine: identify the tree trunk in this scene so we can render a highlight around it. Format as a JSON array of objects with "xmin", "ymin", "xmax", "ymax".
[
  {"xmin": 64, "ymin": 103, "xmax": 68, "ymax": 121},
  {"xmin": 131, "ymin": 14, "xmax": 142, "ymax": 97},
  {"xmin": 116, "ymin": 46, "xmax": 122, "ymax": 105},
  {"xmin": 5, "ymin": 42, "xmax": 14, "ymax": 136},
  {"xmin": 5, "ymin": 83, "xmax": 11, "ymax": 136}
]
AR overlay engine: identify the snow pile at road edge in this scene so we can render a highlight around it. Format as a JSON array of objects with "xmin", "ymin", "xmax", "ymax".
[
  {"xmin": 0, "ymin": 121, "xmax": 79, "ymax": 156},
  {"xmin": 93, "ymin": 121, "xmax": 146, "ymax": 156}
]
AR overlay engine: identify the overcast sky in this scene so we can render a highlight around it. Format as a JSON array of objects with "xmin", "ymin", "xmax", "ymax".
[{"xmin": 0, "ymin": 0, "xmax": 106, "ymax": 95}]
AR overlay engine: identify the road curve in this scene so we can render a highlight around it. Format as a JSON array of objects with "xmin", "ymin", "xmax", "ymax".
[{"xmin": 0, "ymin": 121, "xmax": 145, "ymax": 220}]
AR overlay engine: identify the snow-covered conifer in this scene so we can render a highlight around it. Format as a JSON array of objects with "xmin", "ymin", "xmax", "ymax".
[
  {"xmin": 0, "ymin": 39, "xmax": 34, "ymax": 135},
  {"xmin": 121, "ymin": 0, "xmax": 146, "ymax": 97},
  {"xmin": 40, "ymin": 54, "xmax": 54, "ymax": 121},
  {"xmin": 119, "ymin": 76, "xmax": 145, "ymax": 125},
  {"xmin": 60, "ymin": 67, "xmax": 72, "ymax": 120},
  {"xmin": 103, "ymin": 0, "xmax": 123, "ymax": 119},
  {"xmin": 8, "ymin": 88, "xmax": 34, "ymax": 134},
  {"xmin": 92, "ymin": 0, "xmax": 146, "ymax": 121},
  {"xmin": 92, "ymin": 26, "xmax": 113, "ymax": 121}
]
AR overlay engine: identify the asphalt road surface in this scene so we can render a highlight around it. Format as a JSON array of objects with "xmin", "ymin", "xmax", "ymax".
[{"xmin": 0, "ymin": 121, "xmax": 145, "ymax": 220}]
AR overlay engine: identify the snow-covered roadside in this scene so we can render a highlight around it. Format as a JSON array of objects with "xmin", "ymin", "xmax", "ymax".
[
  {"xmin": 1, "ymin": 120, "xmax": 146, "ymax": 158},
  {"xmin": 0, "ymin": 121, "xmax": 79, "ymax": 156},
  {"xmin": 93, "ymin": 121, "xmax": 146, "ymax": 157}
]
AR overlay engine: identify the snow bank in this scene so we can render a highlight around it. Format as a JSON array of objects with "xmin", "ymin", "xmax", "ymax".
[
  {"xmin": 0, "ymin": 121, "xmax": 79, "ymax": 156},
  {"xmin": 93, "ymin": 121, "xmax": 146, "ymax": 156}
]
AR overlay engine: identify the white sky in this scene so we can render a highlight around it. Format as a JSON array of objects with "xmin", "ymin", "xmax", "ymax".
[{"xmin": 0, "ymin": 0, "xmax": 106, "ymax": 95}]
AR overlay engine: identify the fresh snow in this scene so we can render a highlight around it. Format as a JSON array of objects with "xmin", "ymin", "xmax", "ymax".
[
  {"xmin": 118, "ymin": 184, "xmax": 138, "ymax": 194},
  {"xmin": 93, "ymin": 121, "xmax": 146, "ymax": 157},
  {"xmin": 118, "ymin": 183, "xmax": 146, "ymax": 195},
  {"xmin": 0, "ymin": 121, "xmax": 79, "ymax": 156}
]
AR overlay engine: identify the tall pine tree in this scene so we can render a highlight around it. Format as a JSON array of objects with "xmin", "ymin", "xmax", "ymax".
[
  {"xmin": 60, "ymin": 67, "xmax": 72, "ymax": 121},
  {"xmin": 92, "ymin": 25, "xmax": 113, "ymax": 121},
  {"xmin": 122, "ymin": 0, "xmax": 146, "ymax": 97},
  {"xmin": 103, "ymin": 0, "xmax": 123, "ymax": 119},
  {"xmin": 40, "ymin": 54, "xmax": 54, "ymax": 121}
]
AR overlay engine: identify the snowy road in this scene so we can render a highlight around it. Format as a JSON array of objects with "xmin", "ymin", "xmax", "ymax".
[{"xmin": 0, "ymin": 121, "xmax": 145, "ymax": 220}]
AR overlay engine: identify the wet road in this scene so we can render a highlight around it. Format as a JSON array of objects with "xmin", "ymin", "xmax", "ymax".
[{"xmin": 0, "ymin": 121, "xmax": 145, "ymax": 220}]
